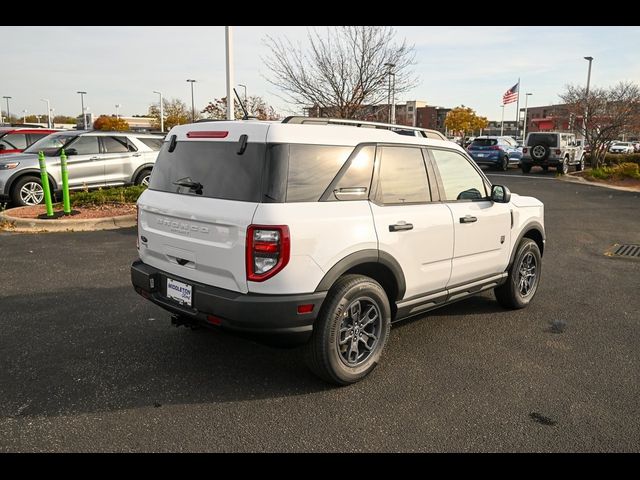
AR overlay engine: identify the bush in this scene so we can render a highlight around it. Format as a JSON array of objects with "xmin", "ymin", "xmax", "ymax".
[
  {"xmin": 586, "ymin": 162, "xmax": 640, "ymax": 181},
  {"xmin": 70, "ymin": 185, "xmax": 146, "ymax": 207},
  {"xmin": 586, "ymin": 153, "xmax": 640, "ymax": 166}
]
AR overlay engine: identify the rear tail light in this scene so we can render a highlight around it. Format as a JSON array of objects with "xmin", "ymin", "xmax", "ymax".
[
  {"xmin": 555, "ymin": 149, "xmax": 562, "ymax": 155},
  {"xmin": 246, "ymin": 225, "xmax": 290, "ymax": 282},
  {"xmin": 490, "ymin": 145, "xmax": 501, "ymax": 150},
  {"xmin": 523, "ymin": 148, "xmax": 528, "ymax": 153}
]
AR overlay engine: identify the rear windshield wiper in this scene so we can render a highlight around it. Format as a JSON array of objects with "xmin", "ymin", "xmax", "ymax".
[{"xmin": 173, "ymin": 177, "xmax": 203, "ymax": 193}]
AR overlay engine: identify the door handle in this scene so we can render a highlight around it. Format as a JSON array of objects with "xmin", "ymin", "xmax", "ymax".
[
  {"xmin": 460, "ymin": 215, "xmax": 478, "ymax": 224},
  {"xmin": 389, "ymin": 222, "xmax": 413, "ymax": 232},
  {"xmin": 133, "ymin": 153, "xmax": 142, "ymax": 157},
  {"xmin": 90, "ymin": 156, "xmax": 99, "ymax": 161}
]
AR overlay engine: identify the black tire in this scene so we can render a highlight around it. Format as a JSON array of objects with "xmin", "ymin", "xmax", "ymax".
[
  {"xmin": 576, "ymin": 156, "xmax": 585, "ymax": 172},
  {"xmin": 305, "ymin": 274, "xmax": 391, "ymax": 385},
  {"xmin": 541, "ymin": 165, "xmax": 549, "ymax": 172},
  {"xmin": 557, "ymin": 157, "xmax": 569, "ymax": 175},
  {"xmin": 531, "ymin": 143, "xmax": 550, "ymax": 162},
  {"xmin": 500, "ymin": 156, "xmax": 509, "ymax": 171},
  {"xmin": 10, "ymin": 175, "xmax": 45, "ymax": 206},
  {"xmin": 135, "ymin": 168, "xmax": 152, "ymax": 187},
  {"xmin": 495, "ymin": 238, "xmax": 542, "ymax": 310},
  {"xmin": 521, "ymin": 163, "xmax": 532, "ymax": 174}
]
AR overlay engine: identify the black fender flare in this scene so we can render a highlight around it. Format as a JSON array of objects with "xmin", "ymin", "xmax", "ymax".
[
  {"xmin": 131, "ymin": 163, "xmax": 154, "ymax": 184},
  {"xmin": 4, "ymin": 169, "xmax": 58, "ymax": 196},
  {"xmin": 314, "ymin": 249, "xmax": 406, "ymax": 301},
  {"xmin": 509, "ymin": 221, "xmax": 545, "ymax": 269}
]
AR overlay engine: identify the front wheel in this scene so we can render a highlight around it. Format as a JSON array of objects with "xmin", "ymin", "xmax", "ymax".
[
  {"xmin": 11, "ymin": 175, "xmax": 45, "ymax": 206},
  {"xmin": 495, "ymin": 238, "xmax": 542, "ymax": 309},
  {"xmin": 305, "ymin": 274, "xmax": 391, "ymax": 385},
  {"xmin": 558, "ymin": 157, "xmax": 569, "ymax": 175},
  {"xmin": 500, "ymin": 156, "xmax": 509, "ymax": 171}
]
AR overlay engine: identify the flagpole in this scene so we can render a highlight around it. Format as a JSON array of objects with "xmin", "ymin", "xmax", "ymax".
[
  {"xmin": 500, "ymin": 104, "xmax": 505, "ymax": 136},
  {"xmin": 515, "ymin": 78, "xmax": 520, "ymax": 139}
]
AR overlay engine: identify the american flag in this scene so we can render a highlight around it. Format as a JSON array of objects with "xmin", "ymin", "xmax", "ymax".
[{"xmin": 502, "ymin": 82, "xmax": 519, "ymax": 104}]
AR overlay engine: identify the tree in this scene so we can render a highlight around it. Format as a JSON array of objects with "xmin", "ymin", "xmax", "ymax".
[
  {"xmin": 148, "ymin": 98, "xmax": 195, "ymax": 130},
  {"xmin": 53, "ymin": 115, "xmax": 78, "ymax": 124},
  {"xmin": 92, "ymin": 115, "xmax": 130, "ymax": 131},
  {"xmin": 445, "ymin": 106, "xmax": 488, "ymax": 140},
  {"xmin": 263, "ymin": 26, "xmax": 417, "ymax": 119},
  {"xmin": 560, "ymin": 81, "xmax": 640, "ymax": 167},
  {"xmin": 201, "ymin": 95, "xmax": 280, "ymax": 120}
]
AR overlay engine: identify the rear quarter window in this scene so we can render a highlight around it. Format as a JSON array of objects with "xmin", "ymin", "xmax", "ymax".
[{"xmin": 138, "ymin": 137, "xmax": 164, "ymax": 151}]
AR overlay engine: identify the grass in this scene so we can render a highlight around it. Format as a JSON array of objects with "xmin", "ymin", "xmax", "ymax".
[
  {"xmin": 70, "ymin": 185, "xmax": 146, "ymax": 207},
  {"xmin": 585, "ymin": 162, "xmax": 640, "ymax": 181}
]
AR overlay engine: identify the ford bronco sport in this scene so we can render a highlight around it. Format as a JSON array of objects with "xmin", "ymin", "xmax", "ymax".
[{"xmin": 131, "ymin": 117, "xmax": 545, "ymax": 385}]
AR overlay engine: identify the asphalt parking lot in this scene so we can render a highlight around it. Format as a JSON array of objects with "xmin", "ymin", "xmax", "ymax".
[{"xmin": 1, "ymin": 170, "xmax": 639, "ymax": 452}]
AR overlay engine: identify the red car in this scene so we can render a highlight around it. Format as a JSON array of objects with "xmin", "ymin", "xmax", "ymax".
[{"xmin": 0, "ymin": 127, "xmax": 59, "ymax": 155}]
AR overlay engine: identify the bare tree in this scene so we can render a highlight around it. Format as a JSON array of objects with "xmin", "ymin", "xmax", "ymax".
[
  {"xmin": 561, "ymin": 81, "xmax": 640, "ymax": 167},
  {"xmin": 202, "ymin": 95, "xmax": 280, "ymax": 120},
  {"xmin": 263, "ymin": 26, "xmax": 417, "ymax": 119}
]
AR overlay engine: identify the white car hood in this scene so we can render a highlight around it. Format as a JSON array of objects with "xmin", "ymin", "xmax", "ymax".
[{"xmin": 510, "ymin": 193, "xmax": 543, "ymax": 208}]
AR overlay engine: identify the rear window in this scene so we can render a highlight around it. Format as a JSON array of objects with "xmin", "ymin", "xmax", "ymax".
[
  {"xmin": 471, "ymin": 139, "xmax": 498, "ymax": 147},
  {"xmin": 527, "ymin": 134, "xmax": 558, "ymax": 147},
  {"xmin": 149, "ymin": 141, "xmax": 266, "ymax": 202}
]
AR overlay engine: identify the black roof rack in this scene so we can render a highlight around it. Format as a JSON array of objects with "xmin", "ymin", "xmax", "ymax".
[{"xmin": 281, "ymin": 116, "xmax": 448, "ymax": 140}]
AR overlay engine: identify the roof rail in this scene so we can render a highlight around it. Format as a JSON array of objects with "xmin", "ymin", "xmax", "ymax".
[{"xmin": 281, "ymin": 116, "xmax": 448, "ymax": 140}]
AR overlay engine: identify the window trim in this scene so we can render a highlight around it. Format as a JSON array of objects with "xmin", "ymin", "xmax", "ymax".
[
  {"xmin": 369, "ymin": 143, "xmax": 434, "ymax": 207},
  {"xmin": 425, "ymin": 147, "xmax": 492, "ymax": 203},
  {"xmin": 66, "ymin": 134, "xmax": 100, "ymax": 156},
  {"xmin": 319, "ymin": 143, "xmax": 377, "ymax": 202}
]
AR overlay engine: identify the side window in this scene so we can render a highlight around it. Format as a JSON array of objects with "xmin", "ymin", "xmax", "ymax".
[
  {"xmin": 377, "ymin": 146, "xmax": 430, "ymax": 204},
  {"xmin": 286, "ymin": 145, "xmax": 353, "ymax": 202},
  {"xmin": 137, "ymin": 137, "xmax": 163, "ymax": 151},
  {"xmin": 330, "ymin": 146, "xmax": 375, "ymax": 200},
  {"xmin": 68, "ymin": 136, "xmax": 100, "ymax": 155},
  {"xmin": 102, "ymin": 136, "xmax": 130, "ymax": 153},
  {"xmin": 28, "ymin": 133, "xmax": 49, "ymax": 146},
  {"xmin": 430, "ymin": 149, "xmax": 487, "ymax": 201},
  {"xmin": 2, "ymin": 133, "xmax": 27, "ymax": 149}
]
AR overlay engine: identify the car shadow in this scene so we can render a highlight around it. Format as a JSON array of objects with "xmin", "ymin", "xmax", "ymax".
[{"xmin": 0, "ymin": 285, "xmax": 331, "ymax": 420}]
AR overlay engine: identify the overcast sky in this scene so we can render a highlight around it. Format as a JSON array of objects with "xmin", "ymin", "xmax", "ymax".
[{"xmin": 2, "ymin": 26, "xmax": 639, "ymax": 122}]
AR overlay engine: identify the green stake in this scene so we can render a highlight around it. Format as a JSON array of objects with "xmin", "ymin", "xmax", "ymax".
[
  {"xmin": 38, "ymin": 151, "xmax": 54, "ymax": 217},
  {"xmin": 60, "ymin": 148, "xmax": 71, "ymax": 215}
]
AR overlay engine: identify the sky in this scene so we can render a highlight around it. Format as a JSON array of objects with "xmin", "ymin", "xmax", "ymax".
[{"xmin": 1, "ymin": 26, "xmax": 639, "ymax": 122}]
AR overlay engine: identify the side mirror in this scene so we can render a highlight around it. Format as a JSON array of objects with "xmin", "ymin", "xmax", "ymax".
[
  {"xmin": 65, "ymin": 148, "xmax": 78, "ymax": 156},
  {"xmin": 0, "ymin": 143, "xmax": 6, "ymax": 151},
  {"xmin": 491, "ymin": 184, "xmax": 511, "ymax": 203}
]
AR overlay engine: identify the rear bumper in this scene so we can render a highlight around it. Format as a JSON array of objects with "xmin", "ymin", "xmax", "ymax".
[
  {"xmin": 520, "ymin": 156, "xmax": 561, "ymax": 166},
  {"xmin": 131, "ymin": 260, "xmax": 325, "ymax": 345}
]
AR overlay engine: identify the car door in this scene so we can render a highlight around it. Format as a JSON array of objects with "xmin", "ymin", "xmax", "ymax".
[
  {"xmin": 64, "ymin": 135, "xmax": 104, "ymax": 188},
  {"xmin": 428, "ymin": 148, "xmax": 511, "ymax": 287},
  {"xmin": 101, "ymin": 136, "xmax": 135, "ymax": 185},
  {"xmin": 370, "ymin": 145, "xmax": 454, "ymax": 300}
]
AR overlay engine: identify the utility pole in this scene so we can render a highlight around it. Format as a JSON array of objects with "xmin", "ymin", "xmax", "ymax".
[{"xmin": 225, "ymin": 26, "xmax": 235, "ymax": 120}]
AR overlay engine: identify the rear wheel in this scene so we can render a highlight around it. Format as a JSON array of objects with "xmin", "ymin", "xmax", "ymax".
[
  {"xmin": 576, "ymin": 156, "xmax": 585, "ymax": 172},
  {"xmin": 135, "ymin": 168, "xmax": 152, "ymax": 187},
  {"xmin": 500, "ymin": 156, "xmax": 509, "ymax": 171},
  {"xmin": 495, "ymin": 238, "xmax": 542, "ymax": 309},
  {"xmin": 541, "ymin": 165, "xmax": 549, "ymax": 172},
  {"xmin": 305, "ymin": 274, "xmax": 391, "ymax": 385},
  {"xmin": 11, "ymin": 175, "xmax": 45, "ymax": 206}
]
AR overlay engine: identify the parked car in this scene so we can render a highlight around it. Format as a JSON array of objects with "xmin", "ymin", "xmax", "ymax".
[
  {"xmin": 0, "ymin": 130, "xmax": 164, "ymax": 206},
  {"xmin": 131, "ymin": 117, "xmax": 545, "ymax": 385},
  {"xmin": 467, "ymin": 136, "xmax": 522, "ymax": 171},
  {"xmin": 609, "ymin": 142, "xmax": 635, "ymax": 154},
  {"xmin": 0, "ymin": 127, "xmax": 59, "ymax": 156},
  {"xmin": 521, "ymin": 132, "xmax": 584, "ymax": 174}
]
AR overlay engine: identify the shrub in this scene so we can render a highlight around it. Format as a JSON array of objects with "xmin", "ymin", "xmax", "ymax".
[
  {"xmin": 586, "ymin": 153, "xmax": 640, "ymax": 166},
  {"xmin": 70, "ymin": 185, "xmax": 146, "ymax": 207},
  {"xmin": 586, "ymin": 163, "xmax": 640, "ymax": 181}
]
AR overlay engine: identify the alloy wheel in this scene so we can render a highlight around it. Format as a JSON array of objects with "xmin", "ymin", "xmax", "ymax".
[
  {"xmin": 20, "ymin": 182, "xmax": 44, "ymax": 206},
  {"xmin": 518, "ymin": 252, "xmax": 538, "ymax": 297},
  {"xmin": 337, "ymin": 297, "xmax": 382, "ymax": 367}
]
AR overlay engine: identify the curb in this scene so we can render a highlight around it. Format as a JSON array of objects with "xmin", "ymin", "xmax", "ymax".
[
  {"xmin": 560, "ymin": 172, "xmax": 640, "ymax": 193},
  {"xmin": 0, "ymin": 211, "xmax": 136, "ymax": 233}
]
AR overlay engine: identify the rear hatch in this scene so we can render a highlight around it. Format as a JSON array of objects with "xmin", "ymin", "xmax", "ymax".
[
  {"xmin": 137, "ymin": 123, "xmax": 269, "ymax": 294},
  {"xmin": 468, "ymin": 139, "xmax": 499, "ymax": 157}
]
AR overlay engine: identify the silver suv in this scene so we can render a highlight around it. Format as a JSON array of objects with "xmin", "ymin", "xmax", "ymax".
[
  {"xmin": 520, "ymin": 132, "xmax": 585, "ymax": 174},
  {"xmin": 0, "ymin": 130, "xmax": 164, "ymax": 206}
]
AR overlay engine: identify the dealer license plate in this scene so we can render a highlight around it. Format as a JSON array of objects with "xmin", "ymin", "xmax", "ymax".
[{"xmin": 166, "ymin": 278, "xmax": 192, "ymax": 306}]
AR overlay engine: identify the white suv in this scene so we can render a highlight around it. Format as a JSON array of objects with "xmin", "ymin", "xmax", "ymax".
[{"xmin": 131, "ymin": 117, "xmax": 545, "ymax": 385}]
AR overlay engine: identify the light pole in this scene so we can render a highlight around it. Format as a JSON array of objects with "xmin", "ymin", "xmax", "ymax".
[
  {"xmin": 384, "ymin": 63, "xmax": 396, "ymax": 124},
  {"xmin": 22, "ymin": 109, "xmax": 28, "ymax": 124},
  {"xmin": 583, "ymin": 56, "xmax": 593, "ymax": 143},
  {"xmin": 153, "ymin": 91, "xmax": 164, "ymax": 132},
  {"xmin": 500, "ymin": 105, "xmax": 505, "ymax": 136},
  {"xmin": 3, "ymin": 96, "xmax": 11, "ymax": 123},
  {"xmin": 49, "ymin": 108, "xmax": 55, "ymax": 127},
  {"xmin": 115, "ymin": 104, "xmax": 121, "ymax": 120},
  {"xmin": 186, "ymin": 79, "xmax": 197, "ymax": 122},
  {"xmin": 225, "ymin": 26, "xmax": 234, "ymax": 120},
  {"xmin": 238, "ymin": 84, "xmax": 247, "ymax": 104},
  {"xmin": 522, "ymin": 93, "xmax": 532, "ymax": 142},
  {"xmin": 77, "ymin": 91, "xmax": 87, "ymax": 129},
  {"xmin": 41, "ymin": 99, "xmax": 51, "ymax": 128}
]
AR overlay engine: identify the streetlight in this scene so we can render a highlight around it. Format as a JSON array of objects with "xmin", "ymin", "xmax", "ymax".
[
  {"xmin": 500, "ymin": 105, "xmax": 505, "ymax": 136},
  {"xmin": 115, "ymin": 104, "xmax": 121, "ymax": 120},
  {"xmin": 583, "ymin": 56, "xmax": 594, "ymax": 143},
  {"xmin": 22, "ymin": 109, "xmax": 28, "ymax": 124},
  {"xmin": 153, "ymin": 91, "xmax": 164, "ymax": 132},
  {"xmin": 186, "ymin": 79, "xmax": 197, "ymax": 122},
  {"xmin": 384, "ymin": 63, "xmax": 396, "ymax": 124},
  {"xmin": 522, "ymin": 93, "xmax": 533, "ymax": 142},
  {"xmin": 41, "ymin": 98, "xmax": 51, "ymax": 128},
  {"xmin": 77, "ymin": 91, "xmax": 87, "ymax": 129},
  {"xmin": 2, "ymin": 96, "xmax": 11, "ymax": 123},
  {"xmin": 238, "ymin": 84, "xmax": 247, "ymax": 104}
]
